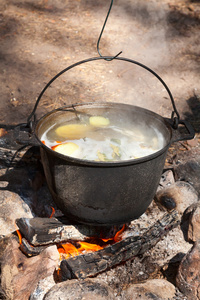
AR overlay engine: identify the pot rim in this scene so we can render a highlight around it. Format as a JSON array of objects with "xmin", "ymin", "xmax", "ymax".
[{"xmin": 34, "ymin": 101, "xmax": 172, "ymax": 166}]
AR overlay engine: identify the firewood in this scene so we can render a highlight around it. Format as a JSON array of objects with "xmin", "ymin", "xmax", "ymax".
[
  {"xmin": 16, "ymin": 217, "xmax": 121, "ymax": 246},
  {"xmin": 20, "ymin": 238, "xmax": 49, "ymax": 256},
  {"xmin": 60, "ymin": 210, "xmax": 180, "ymax": 280},
  {"xmin": 16, "ymin": 211, "xmax": 180, "ymax": 279}
]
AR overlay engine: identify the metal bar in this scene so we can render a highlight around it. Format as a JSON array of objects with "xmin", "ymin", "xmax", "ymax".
[{"xmin": 96, "ymin": 0, "xmax": 122, "ymax": 61}]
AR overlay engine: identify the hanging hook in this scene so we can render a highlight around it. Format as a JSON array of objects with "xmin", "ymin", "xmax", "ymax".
[{"xmin": 97, "ymin": 0, "xmax": 122, "ymax": 61}]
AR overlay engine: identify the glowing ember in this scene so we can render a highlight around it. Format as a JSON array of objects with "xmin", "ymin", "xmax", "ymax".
[{"xmin": 102, "ymin": 238, "xmax": 113, "ymax": 242}]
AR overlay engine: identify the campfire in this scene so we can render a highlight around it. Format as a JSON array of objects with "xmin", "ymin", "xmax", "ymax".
[
  {"xmin": 0, "ymin": 0, "xmax": 199, "ymax": 298},
  {"xmin": 0, "ymin": 138, "xmax": 199, "ymax": 299},
  {"xmin": 16, "ymin": 214, "xmax": 127, "ymax": 259},
  {"xmin": 15, "ymin": 209, "xmax": 179, "ymax": 281}
]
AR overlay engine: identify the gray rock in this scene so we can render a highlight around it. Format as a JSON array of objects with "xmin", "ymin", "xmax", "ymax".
[
  {"xmin": 176, "ymin": 240, "xmax": 200, "ymax": 299},
  {"xmin": 121, "ymin": 279, "xmax": 176, "ymax": 300},
  {"xmin": 30, "ymin": 275, "xmax": 56, "ymax": 300},
  {"xmin": 155, "ymin": 181, "xmax": 198, "ymax": 214},
  {"xmin": 187, "ymin": 202, "xmax": 200, "ymax": 242},
  {"xmin": 0, "ymin": 190, "xmax": 33, "ymax": 238},
  {"xmin": 1, "ymin": 238, "xmax": 59, "ymax": 300},
  {"xmin": 43, "ymin": 278, "xmax": 116, "ymax": 300},
  {"xmin": 174, "ymin": 157, "xmax": 200, "ymax": 196}
]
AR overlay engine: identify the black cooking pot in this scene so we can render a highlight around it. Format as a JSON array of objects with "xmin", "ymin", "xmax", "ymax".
[{"xmin": 24, "ymin": 56, "xmax": 194, "ymax": 225}]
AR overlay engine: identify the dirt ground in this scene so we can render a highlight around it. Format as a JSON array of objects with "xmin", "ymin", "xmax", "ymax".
[{"xmin": 0, "ymin": 0, "xmax": 200, "ymax": 135}]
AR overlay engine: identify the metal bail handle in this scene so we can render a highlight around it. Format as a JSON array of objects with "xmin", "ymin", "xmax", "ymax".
[{"xmin": 27, "ymin": 56, "xmax": 180, "ymax": 129}]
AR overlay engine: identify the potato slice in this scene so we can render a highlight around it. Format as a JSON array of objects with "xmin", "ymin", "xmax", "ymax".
[
  {"xmin": 52, "ymin": 142, "xmax": 80, "ymax": 157},
  {"xmin": 89, "ymin": 116, "xmax": 110, "ymax": 127},
  {"xmin": 55, "ymin": 124, "xmax": 90, "ymax": 139}
]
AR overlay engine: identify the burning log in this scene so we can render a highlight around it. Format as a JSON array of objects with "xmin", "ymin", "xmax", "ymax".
[
  {"xmin": 60, "ymin": 210, "xmax": 180, "ymax": 280},
  {"xmin": 20, "ymin": 238, "xmax": 49, "ymax": 256},
  {"xmin": 16, "ymin": 217, "xmax": 122, "ymax": 246}
]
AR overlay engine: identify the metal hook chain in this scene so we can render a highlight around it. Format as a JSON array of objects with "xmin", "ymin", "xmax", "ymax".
[{"xmin": 97, "ymin": 0, "xmax": 122, "ymax": 61}]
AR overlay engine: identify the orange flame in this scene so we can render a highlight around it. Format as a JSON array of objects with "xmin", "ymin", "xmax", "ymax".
[
  {"xmin": 78, "ymin": 241, "xmax": 103, "ymax": 252},
  {"xmin": 16, "ymin": 211, "xmax": 126, "ymax": 261},
  {"xmin": 49, "ymin": 207, "xmax": 55, "ymax": 218},
  {"xmin": 16, "ymin": 230, "xmax": 22, "ymax": 245},
  {"xmin": 58, "ymin": 242, "xmax": 79, "ymax": 259},
  {"xmin": 57, "ymin": 224, "xmax": 126, "ymax": 260},
  {"xmin": 114, "ymin": 224, "xmax": 126, "ymax": 242},
  {"xmin": 102, "ymin": 237, "xmax": 113, "ymax": 242}
]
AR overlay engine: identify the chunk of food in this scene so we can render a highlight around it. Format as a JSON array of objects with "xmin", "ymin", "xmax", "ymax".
[
  {"xmin": 110, "ymin": 144, "xmax": 121, "ymax": 159},
  {"xmin": 96, "ymin": 151, "xmax": 108, "ymax": 161},
  {"xmin": 55, "ymin": 124, "xmax": 91, "ymax": 139},
  {"xmin": 89, "ymin": 116, "xmax": 110, "ymax": 127},
  {"xmin": 52, "ymin": 142, "xmax": 80, "ymax": 156}
]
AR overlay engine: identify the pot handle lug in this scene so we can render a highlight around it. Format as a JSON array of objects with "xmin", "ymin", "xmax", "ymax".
[
  {"xmin": 14, "ymin": 123, "xmax": 40, "ymax": 147},
  {"xmin": 170, "ymin": 119, "xmax": 195, "ymax": 143},
  {"xmin": 16, "ymin": 135, "xmax": 40, "ymax": 147}
]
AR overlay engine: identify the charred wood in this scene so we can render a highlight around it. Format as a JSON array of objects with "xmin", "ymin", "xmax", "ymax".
[
  {"xmin": 16, "ymin": 217, "xmax": 122, "ymax": 246},
  {"xmin": 19, "ymin": 238, "xmax": 49, "ymax": 256},
  {"xmin": 60, "ymin": 210, "xmax": 180, "ymax": 280}
]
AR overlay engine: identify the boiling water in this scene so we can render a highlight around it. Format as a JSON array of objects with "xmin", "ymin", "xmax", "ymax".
[{"xmin": 40, "ymin": 115, "xmax": 165, "ymax": 162}]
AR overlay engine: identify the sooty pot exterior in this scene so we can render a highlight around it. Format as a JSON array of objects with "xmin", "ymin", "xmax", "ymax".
[{"xmin": 40, "ymin": 146, "xmax": 168, "ymax": 225}]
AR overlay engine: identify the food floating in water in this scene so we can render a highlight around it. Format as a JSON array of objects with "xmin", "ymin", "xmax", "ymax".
[
  {"xmin": 52, "ymin": 142, "xmax": 80, "ymax": 156},
  {"xmin": 89, "ymin": 116, "xmax": 110, "ymax": 127},
  {"xmin": 41, "ymin": 114, "xmax": 165, "ymax": 162},
  {"xmin": 55, "ymin": 124, "xmax": 91, "ymax": 139}
]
